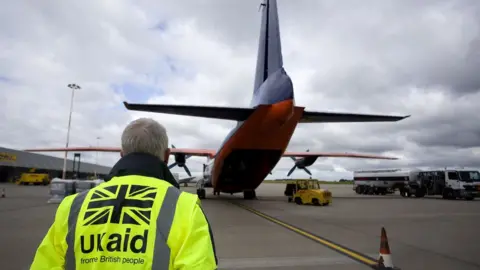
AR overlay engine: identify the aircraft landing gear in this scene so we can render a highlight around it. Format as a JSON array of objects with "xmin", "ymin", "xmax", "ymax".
[
  {"xmin": 197, "ymin": 188, "xmax": 206, "ymax": 199},
  {"xmin": 213, "ymin": 190, "xmax": 220, "ymax": 196},
  {"xmin": 196, "ymin": 179, "xmax": 206, "ymax": 199},
  {"xmin": 243, "ymin": 190, "xmax": 256, "ymax": 200}
]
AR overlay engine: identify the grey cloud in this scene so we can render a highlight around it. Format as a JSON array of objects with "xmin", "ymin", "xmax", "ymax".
[
  {"xmin": 345, "ymin": 146, "xmax": 480, "ymax": 171},
  {"xmin": 2, "ymin": 0, "xmax": 480, "ymax": 181},
  {"xmin": 413, "ymin": 130, "xmax": 480, "ymax": 149},
  {"xmin": 159, "ymin": 0, "xmax": 480, "ymax": 176},
  {"xmin": 284, "ymin": 1, "xmax": 480, "ymax": 98}
]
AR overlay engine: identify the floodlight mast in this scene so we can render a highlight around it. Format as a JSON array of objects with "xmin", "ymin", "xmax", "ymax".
[
  {"xmin": 94, "ymin": 136, "xmax": 101, "ymax": 178},
  {"xmin": 62, "ymin": 83, "xmax": 81, "ymax": 179}
]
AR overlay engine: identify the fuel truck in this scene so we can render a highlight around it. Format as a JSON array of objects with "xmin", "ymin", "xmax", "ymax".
[
  {"xmin": 353, "ymin": 169, "xmax": 421, "ymax": 195},
  {"xmin": 401, "ymin": 168, "xmax": 479, "ymax": 200}
]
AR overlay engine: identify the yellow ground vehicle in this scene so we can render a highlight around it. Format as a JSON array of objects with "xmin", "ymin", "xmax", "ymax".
[
  {"xmin": 16, "ymin": 170, "xmax": 50, "ymax": 186},
  {"xmin": 284, "ymin": 179, "xmax": 332, "ymax": 206}
]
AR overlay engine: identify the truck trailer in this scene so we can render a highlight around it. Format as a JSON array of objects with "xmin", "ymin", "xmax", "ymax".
[
  {"xmin": 402, "ymin": 169, "xmax": 479, "ymax": 200},
  {"xmin": 353, "ymin": 169, "xmax": 421, "ymax": 195}
]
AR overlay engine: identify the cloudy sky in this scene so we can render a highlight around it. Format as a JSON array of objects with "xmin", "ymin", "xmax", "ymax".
[{"xmin": 1, "ymin": 0, "xmax": 479, "ymax": 180}]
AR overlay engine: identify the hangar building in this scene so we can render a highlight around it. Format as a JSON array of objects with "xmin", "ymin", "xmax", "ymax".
[{"xmin": 0, "ymin": 146, "xmax": 112, "ymax": 182}]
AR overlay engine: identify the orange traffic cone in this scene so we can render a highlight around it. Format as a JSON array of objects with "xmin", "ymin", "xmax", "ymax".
[{"xmin": 373, "ymin": 227, "xmax": 400, "ymax": 269}]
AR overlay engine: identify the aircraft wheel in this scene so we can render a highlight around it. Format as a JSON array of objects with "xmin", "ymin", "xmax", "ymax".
[
  {"xmin": 295, "ymin": 197, "xmax": 303, "ymax": 205},
  {"xmin": 197, "ymin": 189, "xmax": 206, "ymax": 199},
  {"xmin": 243, "ymin": 190, "xmax": 256, "ymax": 200}
]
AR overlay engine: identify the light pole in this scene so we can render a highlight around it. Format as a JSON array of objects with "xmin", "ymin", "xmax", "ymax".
[
  {"xmin": 95, "ymin": 136, "xmax": 101, "ymax": 178},
  {"xmin": 62, "ymin": 83, "xmax": 81, "ymax": 179}
]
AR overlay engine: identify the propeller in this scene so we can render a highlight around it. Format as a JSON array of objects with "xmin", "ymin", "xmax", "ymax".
[
  {"xmin": 287, "ymin": 165, "xmax": 312, "ymax": 177},
  {"xmin": 167, "ymin": 144, "xmax": 193, "ymax": 177},
  {"xmin": 287, "ymin": 149, "xmax": 313, "ymax": 177}
]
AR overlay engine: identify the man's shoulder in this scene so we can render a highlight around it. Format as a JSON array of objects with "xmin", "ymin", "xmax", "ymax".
[
  {"xmin": 58, "ymin": 192, "xmax": 80, "ymax": 207},
  {"xmin": 171, "ymin": 190, "xmax": 202, "ymax": 221},
  {"xmin": 178, "ymin": 189, "xmax": 200, "ymax": 205}
]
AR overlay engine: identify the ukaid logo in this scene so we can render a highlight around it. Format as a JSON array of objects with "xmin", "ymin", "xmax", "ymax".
[
  {"xmin": 79, "ymin": 184, "xmax": 158, "ymax": 266},
  {"xmin": 83, "ymin": 184, "xmax": 157, "ymax": 226}
]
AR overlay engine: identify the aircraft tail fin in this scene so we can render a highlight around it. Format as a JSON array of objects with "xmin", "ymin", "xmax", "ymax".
[
  {"xmin": 123, "ymin": 102, "xmax": 255, "ymax": 121},
  {"xmin": 249, "ymin": 0, "xmax": 295, "ymax": 107},
  {"xmin": 253, "ymin": 0, "xmax": 283, "ymax": 93},
  {"xmin": 299, "ymin": 110, "xmax": 410, "ymax": 123}
]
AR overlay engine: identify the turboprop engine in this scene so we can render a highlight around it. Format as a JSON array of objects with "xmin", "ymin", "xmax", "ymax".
[
  {"xmin": 286, "ymin": 149, "xmax": 318, "ymax": 177},
  {"xmin": 167, "ymin": 144, "xmax": 193, "ymax": 176}
]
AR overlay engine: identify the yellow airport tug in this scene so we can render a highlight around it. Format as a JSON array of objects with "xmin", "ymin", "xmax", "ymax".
[
  {"xmin": 15, "ymin": 169, "xmax": 51, "ymax": 186},
  {"xmin": 284, "ymin": 179, "xmax": 332, "ymax": 206}
]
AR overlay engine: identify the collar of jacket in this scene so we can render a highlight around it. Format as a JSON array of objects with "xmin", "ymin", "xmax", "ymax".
[{"xmin": 104, "ymin": 152, "xmax": 180, "ymax": 189}]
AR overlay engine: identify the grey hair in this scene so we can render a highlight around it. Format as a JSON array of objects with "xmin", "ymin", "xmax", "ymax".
[{"xmin": 121, "ymin": 118, "xmax": 169, "ymax": 161}]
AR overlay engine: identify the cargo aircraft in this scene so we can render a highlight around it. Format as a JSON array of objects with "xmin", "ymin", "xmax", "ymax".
[{"xmin": 25, "ymin": 0, "xmax": 409, "ymax": 200}]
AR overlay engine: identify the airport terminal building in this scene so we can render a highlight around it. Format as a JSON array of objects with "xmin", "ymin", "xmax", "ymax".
[{"xmin": 0, "ymin": 146, "xmax": 112, "ymax": 182}]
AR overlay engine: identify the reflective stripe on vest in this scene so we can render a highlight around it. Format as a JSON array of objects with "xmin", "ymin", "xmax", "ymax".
[{"xmin": 65, "ymin": 185, "xmax": 181, "ymax": 269}]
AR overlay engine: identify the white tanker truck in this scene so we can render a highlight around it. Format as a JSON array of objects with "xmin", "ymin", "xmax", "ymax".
[
  {"xmin": 353, "ymin": 168, "xmax": 480, "ymax": 200},
  {"xmin": 353, "ymin": 169, "xmax": 421, "ymax": 195},
  {"xmin": 401, "ymin": 168, "xmax": 479, "ymax": 200}
]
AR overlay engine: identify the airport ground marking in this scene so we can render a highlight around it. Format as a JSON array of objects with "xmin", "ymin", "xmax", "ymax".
[{"xmin": 230, "ymin": 201, "xmax": 377, "ymax": 267}]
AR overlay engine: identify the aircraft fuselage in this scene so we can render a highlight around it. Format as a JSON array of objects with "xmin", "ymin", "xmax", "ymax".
[
  {"xmin": 202, "ymin": 0, "xmax": 300, "ymax": 195},
  {"xmin": 203, "ymin": 67, "xmax": 304, "ymax": 194},
  {"xmin": 204, "ymin": 103, "xmax": 305, "ymax": 193}
]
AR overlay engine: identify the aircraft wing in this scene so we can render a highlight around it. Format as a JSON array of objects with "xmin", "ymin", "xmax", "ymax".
[
  {"xmin": 124, "ymin": 102, "xmax": 410, "ymax": 123},
  {"xmin": 24, "ymin": 147, "xmax": 122, "ymax": 152},
  {"xmin": 169, "ymin": 148, "xmax": 216, "ymax": 157},
  {"xmin": 178, "ymin": 176, "xmax": 197, "ymax": 183},
  {"xmin": 24, "ymin": 147, "xmax": 217, "ymax": 158},
  {"xmin": 300, "ymin": 110, "xmax": 410, "ymax": 123},
  {"xmin": 124, "ymin": 102, "xmax": 255, "ymax": 121},
  {"xmin": 282, "ymin": 151, "xmax": 399, "ymax": 160}
]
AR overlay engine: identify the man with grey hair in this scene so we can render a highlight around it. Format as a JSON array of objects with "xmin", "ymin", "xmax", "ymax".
[
  {"xmin": 31, "ymin": 117, "xmax": 218, "ymax": 269},
  {"xmin": 111, "ymin": 117, "xmax": 180, "ymax": 188},
  {"xmin": 120, "ymin": 118, "xmax": 171, "ymax": 168}
]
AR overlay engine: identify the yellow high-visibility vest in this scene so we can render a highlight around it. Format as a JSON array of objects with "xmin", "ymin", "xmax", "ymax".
[{"xmin": 30, "ymin": 175, "xmax": 217, "ymax": 269}]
